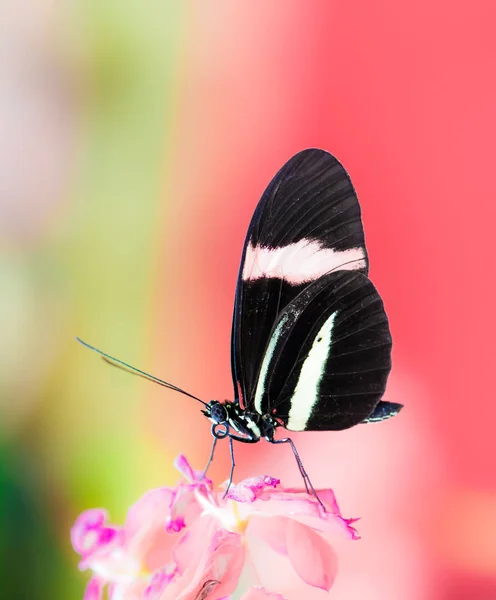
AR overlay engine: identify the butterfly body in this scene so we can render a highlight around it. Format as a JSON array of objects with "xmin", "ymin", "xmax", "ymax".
[{"xmin": 203, "ymin": 400, "xmax": 277, "ymax": 443}]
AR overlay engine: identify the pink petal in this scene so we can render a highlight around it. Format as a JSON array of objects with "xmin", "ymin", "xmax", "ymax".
[
  {"xmin": 165, "ymin": 486, "xmax": 203, "ymax": 535},
  {"xmin": 227, "ymin": 476, "xmax": 280, "ymax": 503},
  {"xmin": 144, "ymin": 567, "xmax": 177, "ymax": 599},
  {"xmin": 71, "ymin": 509, "xmax": 119, "ymax": 560},
  {"xmin": 125, "ymin": 488, "xmax": 175, "ymax": 537},
  {"xmin": 302, "ymin": 488, "xmax": 361, "ymax": 540},
  {"xmin": 285, "ymin": 519, "xmax": 337, "ymax": 591},
  {"xmin": 247, "ymin": 516, "xmax": 289, "ymax": 555},
  {"xmin": 83, "ymin": 545, "xmax": 141, "ymax": 581},
  {"xmin": 174, "ymin": 454, "xmax": 212, "ymax": 488},
  {"xmin": 313, "ymin": 488, "xmax": 340, "ymax": 514},
  {"xmin": 342, "ymin": 517, "xmax": 360, "ymax": 540},
  {"xmin": 241, "ymin": 587, "xmax": 289, "ymax": 600},
  {"xmin": 159, "ymin": 528, "xmax": 244, "ymax": 600},
  {"xmin": 124, "ymin": 488, "xmax": 182, "ymax": 572},
  {"xmin": 251, "ymin": 489, "xmax": 359, "ymax": 539},
  {"xmin": 108, "ymin": 580, "xmax": 148, "ymax": 600},
  {"xmin": 83, "ymin": 577, "xmax": 104, "ymax": 600},
  {"xmin": 164, "ymin": 505, "xmax": 185, "ymax": 534},
  {"xmin": 174, "ymin": 455, "xmax": 196, "ymax": 482},
  {"xmin": 163, "ymin": 459, "xmax": 213, "ymax": 534},
  {"xmin": 172, "ymin": 517, "xmax": 217, "ymax": 575}
]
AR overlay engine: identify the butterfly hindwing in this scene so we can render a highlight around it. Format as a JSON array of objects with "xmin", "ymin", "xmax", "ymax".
[
  {"xmin": 362, "ymin": 401, "xmax": 403, "ymax": 423},
  {"xmin": 231, "ymin": 149, "xmax": 369, "ymax": 408},
  {"xmin": 251, "ymin": 270, "xmax": 392, "ymax": 431}
]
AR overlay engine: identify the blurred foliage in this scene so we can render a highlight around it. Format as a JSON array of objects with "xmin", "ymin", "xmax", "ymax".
[
  {"xmin": 0, "ymin": 443, "xmax": 79, "ymax": 598},
  {"xmin": 1, "ymin": 1, "xmax": 184, "ymax": 597}
]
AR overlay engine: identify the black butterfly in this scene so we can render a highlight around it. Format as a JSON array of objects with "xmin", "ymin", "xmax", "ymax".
[{"xmin": 78, "ymin": 149, "xmax": 402, "ymax": 506}]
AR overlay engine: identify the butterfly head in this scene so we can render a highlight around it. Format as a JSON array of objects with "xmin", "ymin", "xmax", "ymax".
[{"xmin": 202, "ymin": 400, "xmax": 229, "ymax": 424}]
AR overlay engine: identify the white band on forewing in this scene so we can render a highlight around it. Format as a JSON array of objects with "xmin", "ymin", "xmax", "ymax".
[{"xmin": 243, "ymin": 240, "xmax": 366, "ymax": 284}]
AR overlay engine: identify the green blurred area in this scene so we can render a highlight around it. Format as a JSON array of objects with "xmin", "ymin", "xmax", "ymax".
[{"xmin": 0, "ymin": 1, "xmax": 184, "ymax": 596}]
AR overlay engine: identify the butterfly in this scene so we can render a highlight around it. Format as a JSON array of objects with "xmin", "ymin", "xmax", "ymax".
[{"xmin": 78, "ymin": 148, "xmax": 402, "ymax": 506}]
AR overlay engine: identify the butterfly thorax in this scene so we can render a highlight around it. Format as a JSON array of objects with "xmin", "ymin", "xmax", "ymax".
[{"xmin": 202, "ymin": 400, "xmax": 278, "ymax": 443}]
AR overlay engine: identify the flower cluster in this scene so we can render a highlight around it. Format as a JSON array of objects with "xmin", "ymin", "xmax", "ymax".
[{"xmin": 71, "ymin": 455, "xmax": 359, "ymax": 600}]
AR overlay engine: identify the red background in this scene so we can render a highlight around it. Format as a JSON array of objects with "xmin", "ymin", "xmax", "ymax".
[{"xmin": 155, "ymin": 2, "xmax": 496, "ymax": 597}]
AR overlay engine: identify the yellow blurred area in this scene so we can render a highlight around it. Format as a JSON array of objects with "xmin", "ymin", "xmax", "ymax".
[{"xmin": 1, "ymin": 1, "xmax": 186, "ymax": 596}]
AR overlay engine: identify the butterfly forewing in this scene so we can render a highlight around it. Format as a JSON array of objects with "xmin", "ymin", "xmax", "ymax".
[{"xmin": 232, "ymin": 149, "xmax": 369, "ymax": 408}]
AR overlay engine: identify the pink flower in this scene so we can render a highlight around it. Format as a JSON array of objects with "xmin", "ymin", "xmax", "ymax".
[
  {"xmin": 72, "ymin": 455, "xmax": 358, "ymax": 600},
  {"xmin": 240, "ymin": 588, "xmax": 289, "ymax": 600}
]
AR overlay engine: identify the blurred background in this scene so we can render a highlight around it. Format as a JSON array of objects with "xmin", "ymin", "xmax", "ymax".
[{"xmin": 1, "ymin": 1, "xmax": 495, "ymax": 598}]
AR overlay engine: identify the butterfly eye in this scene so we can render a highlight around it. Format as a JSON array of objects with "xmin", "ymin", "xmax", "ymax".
[{"xmin": 210, "ymin": 402, "xmax": 228, "ymax": 423}]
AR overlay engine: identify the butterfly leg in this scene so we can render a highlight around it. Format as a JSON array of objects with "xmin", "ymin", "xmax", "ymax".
[
  {"xmin": 223, "ymin": 436, "xmax": 236, "ymax": 499},
  {"xmin": 220, "ymin": 430, "xmax": 260, "ymax": 498},
  {"xmin": 269, "ymin": 436, "xmax": 310, "ymax": 493},
  {"xmin": 268, "ymin": 436, "xmax": 325, "ymax": 511},
  {"xmin": 201, "ymin": 436, "xmax": 218, "ymax": 479}
]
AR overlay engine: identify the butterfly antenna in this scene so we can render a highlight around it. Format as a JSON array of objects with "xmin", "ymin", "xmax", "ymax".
[{"xmin": 75, "ymin": 337, "xmax": 208, "ymax": 407}]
